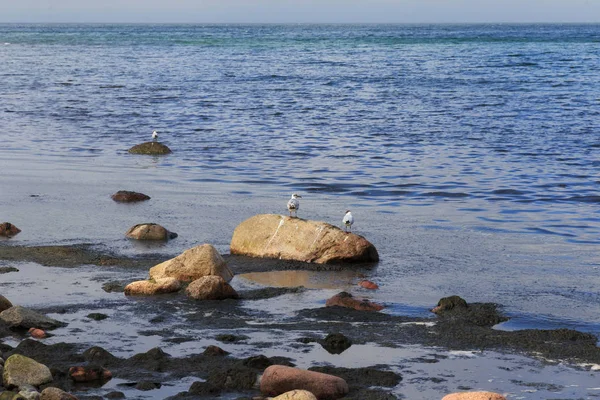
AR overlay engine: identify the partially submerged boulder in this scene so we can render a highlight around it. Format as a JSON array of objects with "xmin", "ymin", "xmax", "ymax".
[
  {"xmin": 3, "ymin": 354, "xmax": 53, "ymax": 388},
  {"xmin": 0, "ymin": 306, "xmax": 66, "ymax": 330},
  {"xmin": 185, "ymin": 276, "xmax": 238, "ymax": 300},
  {"xmin": 125, "ymin": 223, "xmax": 177, "ymax": 241},
  {"xmin": 69, "ymin": 366, "xmax": 112, "ymax": 383},
  {"xmin": 326, "ymin": 292, "xmax": 384, "ymax": 312},
  {"xmin": 128, "ymin": 142, "xmax": 172, "ymax": 155},
  {"xmin": 230, "ymin": 214, "xmax": 379, "ymax": 264},
  {"xmin": 150, "ymin": 244, "xmax": 233, "ymax": 282},
  {"xmin": 261, "ymin": 365, "xmax": 349, "ymax": 399},
  {"xmin": 111, "ymin": 190, "xmax": 150, "ymax": 203},
  {"xmin": 124, "ymin": 277, "xmax": 181, "ymax": 296},
  {"xmin": 0, "ymin": 222, "xmax": 21, "ymax": 237},
  {"xmin": 431, "ymin": 295, "xmax": 468, "ymax": 314}
]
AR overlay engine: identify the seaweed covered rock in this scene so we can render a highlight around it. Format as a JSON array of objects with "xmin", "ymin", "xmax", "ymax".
[
  {"xmin": 185, "ymin": 276, "xmax": 238, "ymax": 300},
  {"xmin": 125, "ymin": 223, "xmax": 177, "ymax": 241},
  {"xmin": 0, "ymin": 306, "xmax": 66, "ymax": 330},
  {"xmin": 0, "ymin": 222, "xmax": 21, "ymax": 238},
  {"xmin": 128, "ymin": 142, "xmax": 172, "ymax": 155},
  {"xmin": 321, "ymin": 333, "xmax": 352, "ymax": 355},
  {"xmin": 124, "ymin": 277, "xmax": 181, "ymax": 296},
  {"xmin": 230, "ymin": 214, "xmax": 379, "ymax": 264},
  {"xmin": 431, "ymin": 295, "xmax": 468, "ymax": 314},
  {"xmin": 150, "ymin": 244, "xmax": 233, "ymax": 282},
  {"xmin": 111, "ymin": 191, "xmax": 150, "ymax": 203},
  {"xmin": 2, "ymin": 354, "xmax": 53, "ymax": 388}
]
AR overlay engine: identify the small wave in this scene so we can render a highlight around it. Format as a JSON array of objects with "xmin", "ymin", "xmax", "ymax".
[
  {"xmin": 492, "ymin": 189, "xmax": 528, "ymax": 195},
  {"xmin": 99, "ymin": 84, "xmax": 125, "ymax": 89},
  {"xmin": 566, "ymin": 195, "xmax": 600, "ymax": 203},
  {"xmin": 525, "ymin": 227, "xmax": 576, "ymax": 237},
  {"xmin": 422, "ymin": 191, "xmax": 469, "ymax": 198}
]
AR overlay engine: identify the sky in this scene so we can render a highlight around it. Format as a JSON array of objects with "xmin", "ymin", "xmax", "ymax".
[{"xmin": 0, "ymin": 0, "xmax": 599, "ymax": 24}]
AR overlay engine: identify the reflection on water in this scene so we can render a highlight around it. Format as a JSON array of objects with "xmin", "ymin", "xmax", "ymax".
[{"xmin": 238, "ymin": 269, "xmax": 362, "ymax": 290}]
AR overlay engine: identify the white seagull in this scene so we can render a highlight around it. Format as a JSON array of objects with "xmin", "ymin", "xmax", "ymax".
[
  {"xmin": 342, "ymin": 210, "xmax": 354, "ymax": 233},
  {"xmin": 152, "ymin": 130, "xmax": 158, "ymax": 141},
  {"xmin": 287, "ymin": 193, "xmax": 302, "ymax": 218}
]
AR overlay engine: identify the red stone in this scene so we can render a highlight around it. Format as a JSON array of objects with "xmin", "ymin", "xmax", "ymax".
[
  {"xmin": 326, "ymin": 292, "xmax": 384, "ymax": 312},
  {"xmin": 358, "ymin": 280, "xmax": 379, "ymax": 290}
]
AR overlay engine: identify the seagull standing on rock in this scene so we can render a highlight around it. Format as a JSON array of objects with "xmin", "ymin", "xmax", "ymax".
[
  {"xmin": 342, "ymin": 210, "xmax": 354, "ymax": 233},
  {"xmin": 287, "ymin": 193, "xmax": 302, "ymax": 218},
  {"xmin": 152, "ymin": 130, "xmax": 158, "ymax": 141}
]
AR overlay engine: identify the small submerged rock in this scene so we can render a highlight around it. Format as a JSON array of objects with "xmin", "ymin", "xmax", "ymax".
[
  {"xmin": 128, "ymin": 141, "xmax": 172, "ymax": 155},
  {"xmin": 68, "ymin": 366, "xmax": 112, "ymax": 383},
  {"xmin": 230, "ymin": 214, "xmax": 379, "ymax": 264},
  {"xmin": 326, "ymin": 292, "xmax": 384, "ymax": 312},
  {"xmin": 111, "ymin": 190, "xmax": 151, "ymax": 203},
  {"xmin": 358, "ymin": 280, "xmax": 379, "ymax": 290},
  {"xmin": 0, "ymin": 267, "xmax": 19, "ymax": 274},
  {"xmin": 431, "ymin": 295, "xmax": 468, "ymax": 314},
  {"xmin": 125, "ymin": 223, "xmax": 177, "ymax": 241},
  {"xmin": 0, "ymin": 222, "xmax": 21, "ymax": 238},
  {"xmin": 320, "ymin": 333, "xmax": 352, "ymax": 355}
]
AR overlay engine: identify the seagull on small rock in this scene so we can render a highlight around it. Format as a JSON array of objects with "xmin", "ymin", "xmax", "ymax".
[
  {"xmin": 287, "ymin": 193, "xmax": 302, "ymax": 218},
  {"xmin": 342, "ymin": 210, "xmax": 354, "ymax": 233},
  {"xmin": 152, "ymin": 130, "xmax": 158, "ymax": 141}
]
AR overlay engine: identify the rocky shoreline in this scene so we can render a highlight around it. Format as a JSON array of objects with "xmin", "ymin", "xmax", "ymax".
[{"xmin": 1, "ymin": 242, "xmax": 600, "ymax": 399}]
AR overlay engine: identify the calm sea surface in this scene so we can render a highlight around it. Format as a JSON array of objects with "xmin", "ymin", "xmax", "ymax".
[{"xmin": 1, "ymin": 24, "xmax": 599, "ymax": 335}]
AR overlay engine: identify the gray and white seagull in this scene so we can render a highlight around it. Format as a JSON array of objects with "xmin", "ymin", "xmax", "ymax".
[
  {"xmin": 152, "ymin": 130, "xmax": 158, "ymax": 141},
  {"xmin": 287, "ymin": 193, "xmax": 302, "ymax": 218},
  {"xmin": 342, "ymin": 210, "xmax": 354, "ymax": 233}
]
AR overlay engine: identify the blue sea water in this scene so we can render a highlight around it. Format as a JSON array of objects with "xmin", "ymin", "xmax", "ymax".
[{"xmin": 1, "ymin": 24, "xmax": 600, "ymax": 337}]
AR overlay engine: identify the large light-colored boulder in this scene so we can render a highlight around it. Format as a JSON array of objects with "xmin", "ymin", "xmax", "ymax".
[
  {"xmin": 0, "ymin": 306, "xmax": 65, "ymax": 330},
  {"xmin": 260, "ymin": 365, "xmax": 348, "ymax": 400},
  {"xmin": 125, "ymin": 223, "xmax": 177, "ymax": 240},
  {"xmin": 124, "ymin": 277, "xmax": 181, "ymax": 296},
  {"xmin": 150, "ymin": 244, "xmax": 233, "ymax": 282},
  {"xmin": 0, "ymin": 295, "xmax": 13, "ymax": 313},
  {"xmin": 230, "ymin": 214, "xmax": 379, "ymax": 264},
  {"xmin": 272, "ymin": 390, "xmax": 317, "ymax": 400},
  {"xmin": 185, "ymin": 276, "xmax": 238, "ymax": 300},
  {"xmin": 2, "ymin": 354, "xmax": 53, "ymax": 388},
  {"xmin": 442, "ymin": 392, "xmax": 506, "ymax": 400}
]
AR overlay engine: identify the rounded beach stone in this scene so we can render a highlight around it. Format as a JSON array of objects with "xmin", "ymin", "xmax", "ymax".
[
  {"xmin": 128, "ymin": 141, "xmax": 172, "ymax": 155},
  {"xmin": 40, "ymin": 386, "xmax": 79, "ymax": 400},
  {"xmin": 260, "ymin": 365, "xmax": 348, "ymax": 399},
  {"xmin": 124, "ymin": 277, "xmax": 181, "ymax": 296},
  {"xmin": 272, "ymin": 390, "xmax": 318, "ymax": 400},
  {"xmin": 230, "ymin": 214, "xmax": 378, "ymax": 264},
  {"xmin": 185, "ymin": 276, "xmax": 238, "ymax": 300},
  {"xmin": 111, "ymin": 190, "xmax": 150, "ymax": 203},
  {"xmin": 442, "ymin": 392, "xmax": 506, "ymax": 400},
  {"xmin": 432, "ymin": 295, "xmax": 468, "ymax": 314},
  {"xmin": 0, "ymin": 222, "xmax": 21, "ymax": 237},
  {"xmin": 149, "ymin": 244, "xmax": 233, "ymax": 282},
  {"xmin": 2, "ymin": 354, "xmax": 53, "ymax": 388},
  {"xmin": 125, "ymin": 223, "xmax": 177, "ymax": 240}
]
